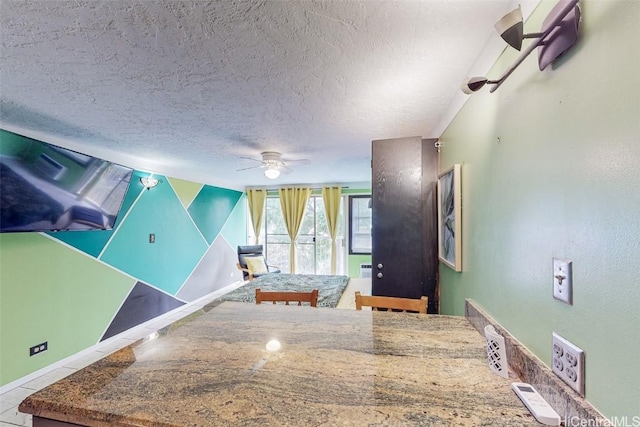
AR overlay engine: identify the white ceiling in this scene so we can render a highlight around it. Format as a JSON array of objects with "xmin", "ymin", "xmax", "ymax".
[{"xmin": 0, "ymin": 0, "xmax": 537, "ymax": 190}]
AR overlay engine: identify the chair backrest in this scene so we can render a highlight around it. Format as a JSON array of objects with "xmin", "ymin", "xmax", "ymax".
[
  {"xmin": 354, "ymin": 291, "xmax": 427, "ymax": 314},
  {"xmin": 255, "ymin": 288, "xmax": 319, "ymax": 307},
  {"xmin": 238, "ymin": 245, "xmax": 264, "ymax": 267},
  {"xmin": 237, "ymin": 245, "xmax": 264, "ymax": 280}
]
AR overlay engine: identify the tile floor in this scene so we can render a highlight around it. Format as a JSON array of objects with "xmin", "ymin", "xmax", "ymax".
[{"xmin": 0, "ymin": 278, "xmax": 370, "ymax": 427}]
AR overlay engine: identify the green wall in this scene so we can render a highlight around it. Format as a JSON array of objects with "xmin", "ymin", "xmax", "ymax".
[
  {"xmin": 438, "ymin": 0, "xmax": 639, "ymax": 419},
  {"xmin": 347, "ymin": 254, "xmax": 372, "ymax": 278},
  {"xmin": 0, "ymin": 233, "xmax": 134, "ymax": 385},
  {"xmin": 0, "ymin": 158, "xmax": 247, "ymax": 387}
]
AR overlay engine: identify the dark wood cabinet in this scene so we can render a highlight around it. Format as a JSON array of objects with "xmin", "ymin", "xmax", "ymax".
[{"xmin": 371, "ymin": 136, "xmax": 438, "ymax": 313}]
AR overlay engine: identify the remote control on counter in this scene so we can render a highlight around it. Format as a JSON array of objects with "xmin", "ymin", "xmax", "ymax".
[{"xmin": 511, "ymin": 382, "xmax": 561, "ymax": 426}]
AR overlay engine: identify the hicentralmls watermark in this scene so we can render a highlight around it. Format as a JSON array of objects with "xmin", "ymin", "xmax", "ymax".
[{"xmin": 565, "ymin": 416, "xmax": 640, "ymax": 427}]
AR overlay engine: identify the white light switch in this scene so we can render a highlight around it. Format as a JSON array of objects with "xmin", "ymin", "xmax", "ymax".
[{"xmin": 553, "ymin": 258, "xmax": 572, "ymax": 305}]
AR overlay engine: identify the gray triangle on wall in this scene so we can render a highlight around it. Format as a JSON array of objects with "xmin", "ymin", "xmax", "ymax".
[{"xmin": 101, "ymin": 281, "xmax": 185, "ymax": 341}]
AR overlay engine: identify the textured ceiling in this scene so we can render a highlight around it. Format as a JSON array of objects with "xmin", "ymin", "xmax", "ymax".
[{"xmin": 0, "ymin": 0, "xmax": 533, "ymax": 189}]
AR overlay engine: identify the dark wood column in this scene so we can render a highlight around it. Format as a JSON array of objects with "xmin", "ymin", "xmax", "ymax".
[{"xmin": 371, "ymin": 136, "xmax": 438, "ymax": 313}]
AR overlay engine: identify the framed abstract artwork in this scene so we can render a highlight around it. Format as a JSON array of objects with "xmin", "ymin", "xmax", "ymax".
[{"xmin": 437, "ymin": 164, "xmax": 461, "ymax": 271}]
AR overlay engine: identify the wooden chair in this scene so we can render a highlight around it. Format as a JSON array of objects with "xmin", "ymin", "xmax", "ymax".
[
  {"xmin": 237, "ymin": 245, "xmax": 280, "ymax": 281},
  {"xmin": 354, "ymin": 291, "xmax": 427, "ymax": 314},
  {"xmin": 255, "ymin": 288, "xmax": 319, "ymax": 307}
]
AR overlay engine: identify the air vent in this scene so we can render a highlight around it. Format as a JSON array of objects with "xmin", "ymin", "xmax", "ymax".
[{"xmin": 360, "ymin": 264, "xmax": 372, "ymax": 278}]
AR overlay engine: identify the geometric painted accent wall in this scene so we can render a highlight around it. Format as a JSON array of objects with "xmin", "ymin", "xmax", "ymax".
[
  {"xmin": 176, "ymin": 234, "xmax": 243, "ymax": 301},
  {"xmin": 188, "ymin": 186, "xmax": 243, "ymax": 244},
  {"xmin": 60, "ymin": 172, "xmax": 246, "ymax": 300},
  {"xmin": 0, "ymin": 232, "xmax": 135, "ymax": 386},
  {"xmin": 100, "ymin": 174, "xmax": 211, "ymax": 296},
  {"xmin": 100, "ymin": 281, "xmax": 185, "ymax": 341},
  {"xmin": 0, "ymin": 169, "xmax": 247, "ymax": 387}
]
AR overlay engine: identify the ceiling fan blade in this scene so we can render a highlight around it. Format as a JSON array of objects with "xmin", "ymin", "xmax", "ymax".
[
  {"xmin": 283, "ymin": 158, "xmax": 310, "ymax": 165},
  {"xmin": 236, "ymin": 165, "xmax": 267, "ymax": 172},
  {"xmin": 239, "ymin": 156, "xmax": 264, "ymax": 163},
  {"xmin": 237, "ymin": 152, "xmax": 307, "ymax": 174}
]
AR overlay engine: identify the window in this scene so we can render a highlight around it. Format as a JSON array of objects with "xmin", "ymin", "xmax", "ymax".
[
  {"xmin": 256, "ymin": 194, "xmax": 345, "ymax": 274},
  {"xmin": 297, "ymin": 196, "xmax": 344, "ymax": 274},
  {"xmin": 263, "ymin": 197, "xmax": 290, "ymax": 272},
  {"xmin": 349, "ymin": 195, "xmax": 371, "ymax": 254}
]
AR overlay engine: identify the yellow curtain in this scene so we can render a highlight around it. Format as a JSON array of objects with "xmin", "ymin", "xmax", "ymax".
[
  {"xmin": 246, "ymin": 188, "xmax": 267, "ymax": 245},
  {"xmin": 278, "ymin": 187, "xmax": 312, "ymax": 273},
  {"xmin": 322, "ymin": 186, "xmax": 342, "ymax": 274}
]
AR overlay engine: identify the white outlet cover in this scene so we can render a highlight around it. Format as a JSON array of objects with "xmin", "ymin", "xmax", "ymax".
[
  {"xmin": 553, "ymin": 258, "xmax": 572, "ymax": 305},
  {"xmin": 552, "ymin": 332, "xmax": 585, "ymax": 396}
]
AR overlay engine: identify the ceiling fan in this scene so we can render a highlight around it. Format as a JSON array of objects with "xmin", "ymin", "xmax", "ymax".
[{"xmin": 237, "ymin": 151, "xmax": 310, "ymax": 179}]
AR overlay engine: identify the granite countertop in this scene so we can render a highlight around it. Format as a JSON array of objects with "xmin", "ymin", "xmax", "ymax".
[{"xmin": 20, "ymin": 301, "xmax": 537, "ymax": 426}]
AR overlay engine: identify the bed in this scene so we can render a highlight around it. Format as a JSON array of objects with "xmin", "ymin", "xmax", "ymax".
[{"xmin": 218, "ymin": 274, "xmax": 350, "ymax": 308}]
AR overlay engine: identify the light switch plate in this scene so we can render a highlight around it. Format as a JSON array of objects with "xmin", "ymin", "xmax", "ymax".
[{"xmin": 553, "ymin": 258, "xmax": 572, "ymax": 305}]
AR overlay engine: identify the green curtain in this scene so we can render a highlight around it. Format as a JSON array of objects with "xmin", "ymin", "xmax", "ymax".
[
  {"xmin": 246, "ymin": 188, "xmax": 267, "ymax": 245},
  {"xmin": 322, "ymin": 186, "xmax": 342, "ymax": 274},
  {"xmin": 278, "ymin": 187, "xmax": 312, "ymax": 273}
]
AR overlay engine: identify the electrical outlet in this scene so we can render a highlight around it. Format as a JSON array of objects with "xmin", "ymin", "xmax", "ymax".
[
  {"xmin": 29, "ymin": 341, "xmax": 48, "ymax": 356},
  {"xmin": 552, "ymin": 332, "xmax": 584, "ymax": 396},
  {"xmin": 553, "ymin": 258, "xmax": 572, "ymax": 305}
]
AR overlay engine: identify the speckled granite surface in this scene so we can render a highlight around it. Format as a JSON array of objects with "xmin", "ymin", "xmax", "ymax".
[
  {"xmin": 20, "ymin": 301, "xmax": 539, "ymax": 426},
  {"xmin": 465, "ymin": 299, "xmax": 608, "ymax": 426}
]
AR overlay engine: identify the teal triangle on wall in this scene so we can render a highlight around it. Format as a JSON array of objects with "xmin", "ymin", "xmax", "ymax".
[
  {"xmin": 220, "ymin": 193, "xmax": 247, "ymax": 251},
  {"xmin": 188, "ymin": 186, "xmax": 243, "ymax": 244}
]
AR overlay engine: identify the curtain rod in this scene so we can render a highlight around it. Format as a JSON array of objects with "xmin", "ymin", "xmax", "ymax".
[{"xmin": 250, "ymin": 186, "xmax": 349, "ymax": 192}]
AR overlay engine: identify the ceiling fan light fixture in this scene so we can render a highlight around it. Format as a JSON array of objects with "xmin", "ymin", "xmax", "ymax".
[
  {"xmin": 264, "ymin": 166, "xmax": 280, "ymax": 179},
  {"xmin": 237, "ymin": 150, "xmax": 309, "ymax": 178}
]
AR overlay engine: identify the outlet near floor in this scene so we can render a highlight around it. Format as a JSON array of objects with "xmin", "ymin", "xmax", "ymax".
[
  {"xmin": 552, "ymin": 332, "xmax": 585, "ymax": 396},
  {"xmin": 29, "ymin": 341, "xmax": 48, "ymax": 356}
]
